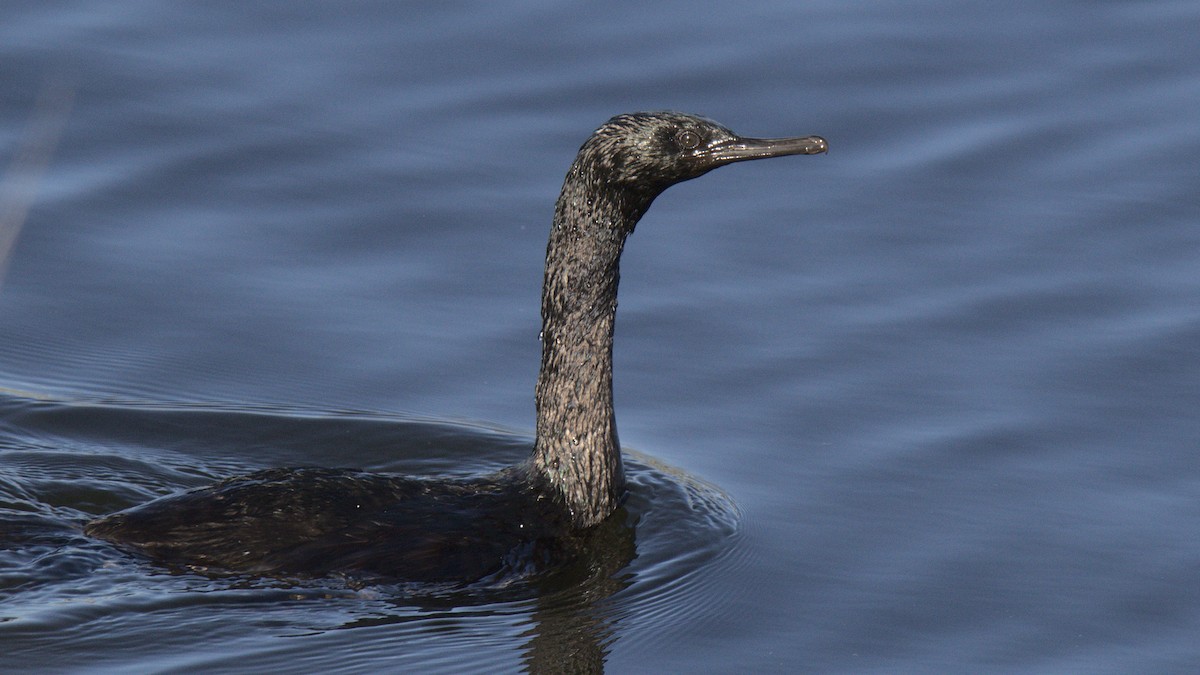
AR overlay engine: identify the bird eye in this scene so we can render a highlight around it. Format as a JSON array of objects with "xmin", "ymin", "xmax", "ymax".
[{"xmin": 676, "ymin": 130, "xmax": 701, "ymax": 150}]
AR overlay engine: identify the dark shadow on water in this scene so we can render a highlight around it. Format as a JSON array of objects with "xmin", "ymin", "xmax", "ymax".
[{"xmin": 521, "ymin": 513, "xmax": 637, "ymax": 674}]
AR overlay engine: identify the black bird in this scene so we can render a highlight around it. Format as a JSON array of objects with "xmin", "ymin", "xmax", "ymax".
[{"xmin": 85, "ymin": 112, "xmax": 827, "ymax": 582}]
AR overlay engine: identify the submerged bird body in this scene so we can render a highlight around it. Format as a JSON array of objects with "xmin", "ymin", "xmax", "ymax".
[
  {"xmin": 85, "ymin": 112, "xmax": 827, "ymax": 582},
  {"xmin": 86, "ymin": 466, "xmax": 572, "ymax": 581}
]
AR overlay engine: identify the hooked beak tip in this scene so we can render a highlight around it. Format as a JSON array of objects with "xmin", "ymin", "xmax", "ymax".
[{"xmin": 709, "ymin": 134, "xmax": 829, "ymax": 164}]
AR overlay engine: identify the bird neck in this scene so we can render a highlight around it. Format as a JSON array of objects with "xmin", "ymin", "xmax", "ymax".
[{"xmin": 531, "ymin": 163, "xmax": 652, "ymax": 528}]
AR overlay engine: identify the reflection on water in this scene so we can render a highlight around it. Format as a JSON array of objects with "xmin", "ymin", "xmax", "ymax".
[{"xmin": 0, "ymin": 77, "xmax": 74, "ymax": 290}]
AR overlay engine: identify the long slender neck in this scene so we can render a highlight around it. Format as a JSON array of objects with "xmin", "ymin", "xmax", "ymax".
[{"xmin": 531, "ymin": 160, "xmax": 654, "ymax": 528}]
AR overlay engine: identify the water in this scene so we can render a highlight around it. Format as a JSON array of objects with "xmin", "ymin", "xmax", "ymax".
[{"xmin": 1, "ymin": 0, "xmax": 1197, "ymax": 671}]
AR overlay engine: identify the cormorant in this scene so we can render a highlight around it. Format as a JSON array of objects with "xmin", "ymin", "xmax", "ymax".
[{"xmin": 85, "ymin": 112, "xmax": 827, "ymax": 582}]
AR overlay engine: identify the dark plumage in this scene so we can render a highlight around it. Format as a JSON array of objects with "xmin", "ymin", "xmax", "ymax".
[{"xmin": 85, "ymin": 112, "xmax": 827, "ymax": 582}]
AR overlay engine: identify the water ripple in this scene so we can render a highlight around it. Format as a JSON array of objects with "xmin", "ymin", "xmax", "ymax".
[{"xmin": 0, "ymin": 394, "xmax": 740, "ymax": 672}]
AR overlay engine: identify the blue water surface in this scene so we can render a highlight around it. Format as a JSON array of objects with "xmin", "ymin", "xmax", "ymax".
[{"xmin": 1, "ymin": 1, "xmax": 1198, "ymax": 672}]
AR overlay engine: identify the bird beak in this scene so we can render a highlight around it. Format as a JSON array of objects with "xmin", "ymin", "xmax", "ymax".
[{"xmin": 708, "ymin": 135, "xmax": 828, "ymax": 164}]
